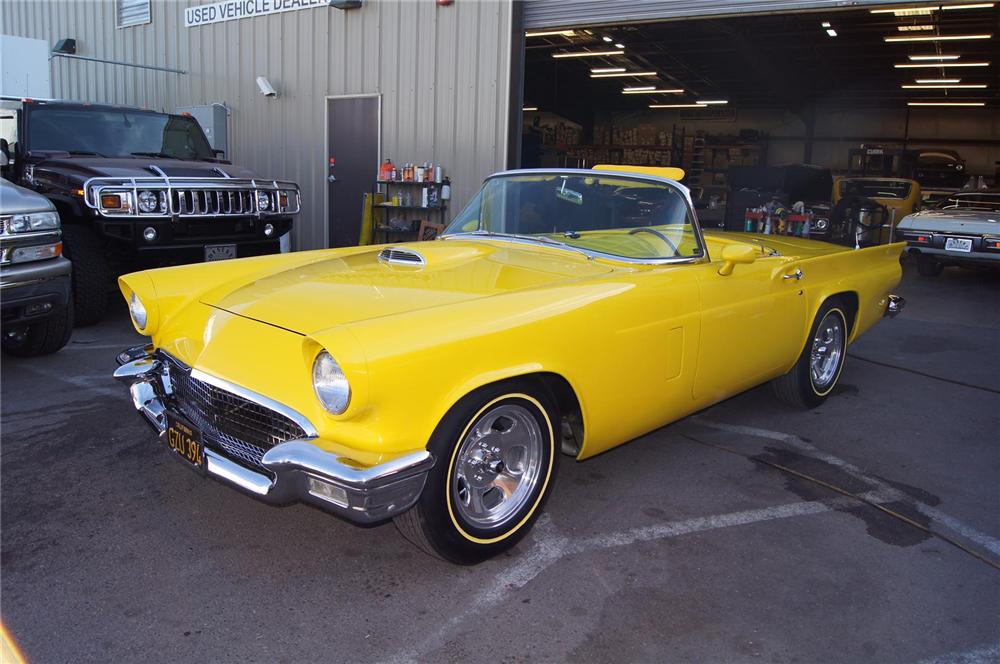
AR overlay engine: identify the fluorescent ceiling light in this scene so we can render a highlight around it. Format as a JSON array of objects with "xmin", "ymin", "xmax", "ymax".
[
  {"xmin": 525, "ymin": 30, "xmax": 575, "ymax": 38},
  {"xmin": 591, "ymin": 67, "xmax": 625, "ymax": 73},
  {"xmin": 908, "ymin": 54, "xmax": 961, "ymax": 60},
  {"xmin": 941, "ymin": 2, "xmax": 995, "ymax": 9},
  {"xmin": 871, "ymin": 6, "xmax": 939, "ymax": 14},
  {"xmin": 821, "ymin": 21, "xmax": 831, "ymax": 27},
  {"xmin": 522, "ymin": 106, "xmax": 539, "ymax": 111},
  {"xmin": 696, "ymin": 100, "xmax": 729, "ymax": 104},
  {"xmin": 898, "ymin": 24, "xmax": 934, "ymax": 30},
  {"xmin": 602, "ymin": 35, "xmax": 613, "ymax": 42},
  {"xmin": 623, "ymin": 86, "xmax": 656, "ymax": 91},
  {"xmin": 649, "ymin": 104, "xmax": 708, "ymax": 109},
  {"xmin": 614, "ymin": 43, "xmax": 625, "ymax": 48},
  {"xmin": 826, "ymin": 28, "xmax": 838, "ymax": 37},
  {"xmin": 907, "ymin": 101, "xmax": 986, "ymax": 106},
  {"xmin": 902, "ymin": 83, "xmax": 987, "ymax": 88},
  {"xmin": 552, "ymin": 49, "xmax": 624, "ymax": 58},
  {"xmin": 915, "ymin": 77, "xmax": 961, "ymax": 82},
  {"xmin": 623, "ymin": 88, "xmax": 685, "ymax": 94},
  {"xmin": 895, "ymin": 61, "xmax": 991, "ymax": 67},
  {"xmin": 884, "ymin": 34, "xmax": 992, "ymax": 42},
  {"xmin": 590, "ymin": 71, "xmax": 658, "ymax": 78}
]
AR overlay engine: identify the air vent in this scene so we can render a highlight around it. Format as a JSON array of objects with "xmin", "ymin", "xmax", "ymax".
[{"xmin": 378, "ymin": 247, "xmax": 426, "ymax": 266}]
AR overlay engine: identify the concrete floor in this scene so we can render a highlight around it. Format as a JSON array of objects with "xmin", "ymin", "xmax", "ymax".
[{"xmin": 2, "ymin": 258, "xmax": 998, "ymax": 663}]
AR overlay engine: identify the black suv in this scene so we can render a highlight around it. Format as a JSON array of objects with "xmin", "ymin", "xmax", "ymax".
[{"xmin": 0, "ymin": 99, "xmax": 300, "ymax": 325}]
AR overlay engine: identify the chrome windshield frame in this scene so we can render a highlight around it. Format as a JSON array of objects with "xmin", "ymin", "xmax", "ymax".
[{"xmin": 441, "ymin": 168, "xmax": 711, "ymax": 265}]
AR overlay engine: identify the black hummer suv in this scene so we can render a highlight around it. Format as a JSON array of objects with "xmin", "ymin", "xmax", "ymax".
[{"xmin": 0, "ymin": 99, "xmax": 300, "ymax": 325}]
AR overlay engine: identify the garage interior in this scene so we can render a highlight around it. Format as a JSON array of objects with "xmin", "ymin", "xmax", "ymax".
[{"xmin": 520, "ymin": 2, "xmax": 998, "ymax": 235}]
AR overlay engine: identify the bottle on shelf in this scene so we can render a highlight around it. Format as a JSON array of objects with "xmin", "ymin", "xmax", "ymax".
[
  {"xmin": 434, "ymin": 166, "xmax": 442, "ymax": 183},
  {"xmin": 379, "ymin": 158, "xmax": 394, "ymax": 182},
  {"xmin": 441, "ymin": 176, "xmax": 451, "ymax": 202}
]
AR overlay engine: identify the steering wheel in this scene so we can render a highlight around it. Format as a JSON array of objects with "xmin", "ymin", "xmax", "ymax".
[{"xmin": 628, "ymin": 227, "xmax": 680, "ymax": 257}]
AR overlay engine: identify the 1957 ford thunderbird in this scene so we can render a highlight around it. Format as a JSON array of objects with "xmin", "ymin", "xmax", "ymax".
[{"xmin": 114, "ymin": 167, "xmax": 905, "ymax": 564}]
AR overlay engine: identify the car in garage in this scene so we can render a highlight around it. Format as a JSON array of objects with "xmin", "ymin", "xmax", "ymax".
[
  {"xmin": 0, "ymin": 178, "xmax": 73, "ymax": 356},
  {"xmin": 897, "ymin": 191, "xmax": 1000, "ymax": 276},
  {"xmin": 112, "ymin": 166, "xmax": 906, "ymax": 564}
]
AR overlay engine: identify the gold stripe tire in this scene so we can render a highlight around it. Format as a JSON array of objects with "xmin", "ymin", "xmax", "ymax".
[{"xmin": 394, "ymin": 378, "xmax": 559, "ymax": 565}]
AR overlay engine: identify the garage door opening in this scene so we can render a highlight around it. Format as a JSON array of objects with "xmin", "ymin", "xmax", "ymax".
[{"xmin": 518, "ymin": 2, "xmax": 998, "ymax": 242}]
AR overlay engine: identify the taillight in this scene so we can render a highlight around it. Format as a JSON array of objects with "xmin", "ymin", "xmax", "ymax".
[{"xmin": 984, "ymin": 237, "xmax": 1000, "ymax": 251}]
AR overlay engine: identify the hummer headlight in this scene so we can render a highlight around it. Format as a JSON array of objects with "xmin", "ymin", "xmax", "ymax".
[
  {"xmin": 137, "ymin": 190, "xmax": 159, "ymax": 213},
  {"xmin": 312, "ymin": 351, "xmax": 351, "ymax": 415},
  {"xmin": 256, "ymin": 191, "xmax": 271, "ymax": 211},
  {"xmin": 129, "ymin": 291, "xmax": 148, "ymax": 330}
]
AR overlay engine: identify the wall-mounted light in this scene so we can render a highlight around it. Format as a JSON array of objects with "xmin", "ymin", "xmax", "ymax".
[{"xmin": 52, "ymin": 38, "xmax": 76, "ymax": 54}]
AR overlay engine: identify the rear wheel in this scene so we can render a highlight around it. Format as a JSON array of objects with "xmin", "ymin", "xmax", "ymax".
[
  {"xmin": 772, "ymin": 301, "xmax": 848, "ymax": 409},
  {"xmin": 395, "ymin": 379, "xmax": 559, "ymax": 564},
  {"xmin": 916, "ymin": 254, "xmax": 944, "ymax": 277},
  {"xmin": 1, "ymin": 301, "xmax": 73, "ymax": 357},
  {"xmin": 61, "ymin": 225, "xmax": 111, "ymax": 326}
]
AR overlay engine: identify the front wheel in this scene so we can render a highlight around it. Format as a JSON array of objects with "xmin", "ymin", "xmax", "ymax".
[
  {"xmin": 771, "ymin": 301, "xmax": 848, "ymax": 409},
  {"xmin": 395, "ymin": 380, "xmax": 560, "ymax": 564},
  {"xmin": 1, "ymin": 302, "xmax": 74, "ymax": 357}
]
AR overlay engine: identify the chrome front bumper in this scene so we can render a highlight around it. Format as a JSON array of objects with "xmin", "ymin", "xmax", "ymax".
[{"xmin": 113, "ymin": 347, "xmax": 433, "ymax": 524}]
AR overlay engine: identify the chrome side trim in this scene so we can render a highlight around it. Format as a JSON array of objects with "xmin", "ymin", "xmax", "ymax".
[{"xmin": 189, "ymin": 366, "xmax": 319, "ymax": 439}]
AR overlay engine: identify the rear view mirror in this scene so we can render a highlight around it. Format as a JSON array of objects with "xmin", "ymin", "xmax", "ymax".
[
  {"xmin": 555, "ymin": 179, "xmax": 583, "ymax": 205},
  {"xmin": 718, "ymin": 243, "xmax": 758, "ymax": 276}
]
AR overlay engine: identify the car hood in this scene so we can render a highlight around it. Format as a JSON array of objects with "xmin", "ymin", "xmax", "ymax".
[
  {"xmin": 898, "ymin": 209, "xmax": 999, "ymax": 233},
  {"xmin": 200, "ymin": 240, "xmax": 615, "ymax": 335},
  {"xmin": 30, "ymin": 156, "xmax": 258, "ymax": 185}
]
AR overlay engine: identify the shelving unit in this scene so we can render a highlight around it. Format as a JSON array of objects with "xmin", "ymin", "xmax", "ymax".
[{"xmin": 372, "ymin": 179, "xmax": 448, "ymax": 243}]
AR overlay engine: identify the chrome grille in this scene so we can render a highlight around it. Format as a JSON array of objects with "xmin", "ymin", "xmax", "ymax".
[
  {"xmin": 163, "ymin": 357, "xmax": 307, "ymax": 469},
  {"xmin": 173, "ymin": 189, "xmax": 257, "ymax": 216}
]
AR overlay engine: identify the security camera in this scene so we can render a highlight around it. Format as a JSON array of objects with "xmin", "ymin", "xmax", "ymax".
[{"xmin": 256, "ymin": 76, "xmax": 277, "ymax": 97}]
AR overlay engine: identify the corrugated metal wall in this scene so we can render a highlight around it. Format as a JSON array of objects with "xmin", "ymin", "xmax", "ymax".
[
  {"xmin": 523, "ymin": 0, "xmax": 904, "ymax": 28},
  {"xmin": 0, "ymin": 0, "xmax": 513, "ymax": 250}
]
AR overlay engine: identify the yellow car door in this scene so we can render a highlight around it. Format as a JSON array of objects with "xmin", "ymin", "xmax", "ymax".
[{"xmin": 692, "ymin": 251, "xmax": 808, "ymax": 403}]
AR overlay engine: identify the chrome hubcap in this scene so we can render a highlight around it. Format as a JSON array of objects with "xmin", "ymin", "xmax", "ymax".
[
  {"xmin": 810, "ymin": 312, "xmax": 844, "ymax": 391},
  {"xmin": 452, "ymin": 403, "xmax": 544, "ymax": 528}
]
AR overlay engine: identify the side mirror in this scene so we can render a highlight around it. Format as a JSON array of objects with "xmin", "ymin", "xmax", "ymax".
[
  {"xmin": 0, "ymin": 139, "xmax": 10, "ymax": 167},
  {"xmin": 718, "ymin": 243, "xmax": 758, "ymax": 276},
  {"xmin": 212, "ymin": 149, "xmax": 226, "ymax": 158}
]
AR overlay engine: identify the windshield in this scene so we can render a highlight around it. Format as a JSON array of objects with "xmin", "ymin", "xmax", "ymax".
[
  {"xmin": 936, "ymin": 192, "xmax": 1000, "ymax": 213},
  {"xmin": 26, "ymin": 107, "xmax": 214, "ymax": 160},
  {"xmin": 443, "ymin": 172, "xmax": 705, "ymax": 261}
]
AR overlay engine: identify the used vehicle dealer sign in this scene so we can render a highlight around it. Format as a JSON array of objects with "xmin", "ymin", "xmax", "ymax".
[{"xmin": 185, "ymin": 0, "xmax": 327, "ymax": 28}]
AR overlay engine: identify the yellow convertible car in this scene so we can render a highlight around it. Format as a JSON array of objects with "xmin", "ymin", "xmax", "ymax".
[{"xmin": 114, "ymin": 167, "xmax": 905, "ymax": 564}]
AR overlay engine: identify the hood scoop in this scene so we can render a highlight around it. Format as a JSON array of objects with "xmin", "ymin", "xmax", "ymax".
[{"xmin": 378, "ymin": 247, "xmax": 426, "ymax": 266}]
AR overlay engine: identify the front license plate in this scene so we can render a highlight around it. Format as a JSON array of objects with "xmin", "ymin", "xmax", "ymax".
[
  {"xmin": 944, "ymin": 237, "xmax": 973, "ymax": 253},
  {"xmin": 205, "ymin": 244, "xmax": 237, "ymax": 261},
  {"xmin": 165, "ymin": 412, "xmax": 206, "ymax": 472}
]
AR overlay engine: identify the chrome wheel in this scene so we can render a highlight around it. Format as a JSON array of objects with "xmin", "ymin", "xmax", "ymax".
[
  {"xmin": 810, "ymin": 311, "xmax": 844, "ymax": 391},
  {"xmin": 452, "ymin": 403, "xmax": 544, "ymax": 528}
]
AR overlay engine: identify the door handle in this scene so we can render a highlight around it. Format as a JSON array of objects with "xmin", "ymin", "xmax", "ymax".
[{"xmin": 783, "ymin": 268, "xmax": 803, "ymax": 280}]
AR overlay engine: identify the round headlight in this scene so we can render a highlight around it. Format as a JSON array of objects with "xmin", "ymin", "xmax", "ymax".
[
  {"xmin": 137, "ymin": 190, "xmax": 159, "ymax": 213},
  {"xmin": 814, "ymin": 218, "xmax": 829, "ymax": 231},
  {"xmin": 263, "ymin": 222, "xmax": 275, "ymax": 237},
  {"xmin": 312, "ymin": 351, "xmax": 351, "ymax": 415},
  {"xmin": 129, "ymin": 291, "xmax": 148, "ymax": 330},
  {"xmin": 143, "ymin": 226, "xmax": 157, "ymax": 242},
  {"xmin": 256, "ymin": 191, "xmax": 271, "ymax": 211}
]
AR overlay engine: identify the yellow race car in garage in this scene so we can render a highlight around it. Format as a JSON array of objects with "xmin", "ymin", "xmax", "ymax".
[{"xmin": 114, "ymin": 167, "xmax": 906, "ymax": 563}]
